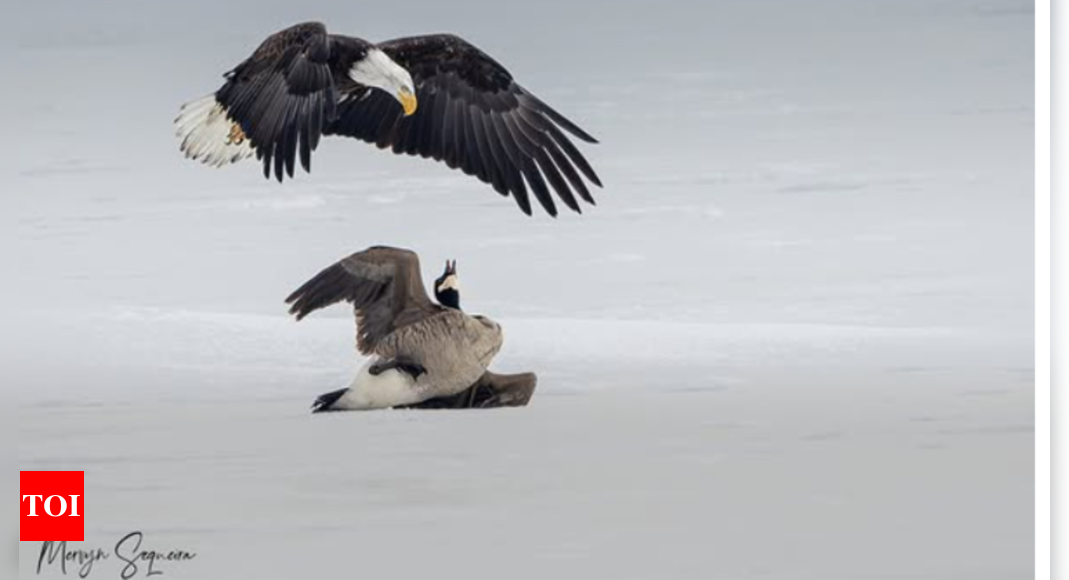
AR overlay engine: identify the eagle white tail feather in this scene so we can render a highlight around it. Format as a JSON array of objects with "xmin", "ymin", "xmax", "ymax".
[{"xmin": 175, "ymin": 95, "xmax": 256, "ymax": 168}]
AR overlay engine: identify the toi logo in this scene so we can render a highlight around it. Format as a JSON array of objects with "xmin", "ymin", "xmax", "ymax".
[{"xmin": 20, "ymin": 471, "xmax": 84, "ymax": 541}]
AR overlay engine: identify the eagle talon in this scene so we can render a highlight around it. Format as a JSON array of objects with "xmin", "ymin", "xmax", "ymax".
[{"xmin": 226, "ymin": 122, "xmax": 246, "ymax": 145}]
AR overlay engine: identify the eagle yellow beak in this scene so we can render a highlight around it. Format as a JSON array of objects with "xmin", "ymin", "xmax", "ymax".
[{"xmin": 398, "ymin": 88, "xmax": 418, "ymax": 117}]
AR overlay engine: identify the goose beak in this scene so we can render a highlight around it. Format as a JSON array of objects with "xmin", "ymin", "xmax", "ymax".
[{"xmin": 398, "ymin": 87, "xmax": 418, "ymax": 116}]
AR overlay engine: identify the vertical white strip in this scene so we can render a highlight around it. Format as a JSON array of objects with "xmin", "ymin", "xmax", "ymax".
[{"xmin": 1035, "ymin": 0, "xmax": 1052, "ymax": 578}]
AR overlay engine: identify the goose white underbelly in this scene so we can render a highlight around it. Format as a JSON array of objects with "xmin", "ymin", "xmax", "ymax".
[{"xmin": 331, "ymin": 358, "xmax": 425, "ymax": 411}]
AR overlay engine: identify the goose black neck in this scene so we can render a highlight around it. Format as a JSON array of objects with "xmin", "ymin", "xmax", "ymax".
[{"xmin": 436, "ymin": 288, "xmax": 461, "ymax": 310}]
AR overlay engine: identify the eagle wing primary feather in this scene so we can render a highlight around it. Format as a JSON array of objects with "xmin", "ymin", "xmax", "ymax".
[
  {"xmin": 325, "ymin": 34, "xmax": 602, "ymax": 217},
  {"xmin": 210, "ymin": 21, "xmax": 339, "ymax": 181},
  {"xmin": 285, "ymin": 246, "xmax": 437, "ymax": 354}
]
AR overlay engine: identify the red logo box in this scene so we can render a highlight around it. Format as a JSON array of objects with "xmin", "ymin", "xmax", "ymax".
[{"xmin": 20, "ymin": 471, "xmax": 84, "ymax": 541}]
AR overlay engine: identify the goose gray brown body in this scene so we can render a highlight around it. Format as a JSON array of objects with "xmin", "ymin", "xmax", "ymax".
[{"xmin": 286, "ymin": 246, "xmax": 503, "ymax": 411}]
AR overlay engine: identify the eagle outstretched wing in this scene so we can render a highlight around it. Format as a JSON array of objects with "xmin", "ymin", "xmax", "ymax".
[
  {"xmin": 178, "ymin": 22, "xmax": 347, "ymax": 180},
  {"xmin": 326, "ymin": 34, "xmax": 602, "ymax": 216}
]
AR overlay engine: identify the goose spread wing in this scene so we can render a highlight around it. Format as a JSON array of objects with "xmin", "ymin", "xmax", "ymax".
[
  {"xmin": 285, "ymin": 246, "xmax": 437, "ymax": 354},
  {"xmin": 325, "ymin": 34, "xmax": 602, "ymax": 216}
]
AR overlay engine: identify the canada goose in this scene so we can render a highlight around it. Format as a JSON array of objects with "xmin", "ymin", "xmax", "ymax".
[
  {"xmin": 176, "ymin": 22, "xmax": 602, "ymax": 217},
  {"xmin": 285, "ymin": 246, "xmax": 504, "ymax": 411}
]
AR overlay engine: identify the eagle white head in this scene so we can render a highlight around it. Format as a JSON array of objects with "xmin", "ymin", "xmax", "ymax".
[{"xmin": 349, "ymin": 48, "xmax": 418, "ymax": 116}]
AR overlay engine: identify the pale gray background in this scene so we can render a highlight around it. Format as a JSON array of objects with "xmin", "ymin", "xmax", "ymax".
[{"xmin": 10, "ymin": 1, "xmax": 1033, "ymax": 578}]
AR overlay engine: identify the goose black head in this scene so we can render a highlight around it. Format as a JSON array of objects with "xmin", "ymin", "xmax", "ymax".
[{"xmin": 434, "ymin": 259, "xmax": 461, "ymax": 310}]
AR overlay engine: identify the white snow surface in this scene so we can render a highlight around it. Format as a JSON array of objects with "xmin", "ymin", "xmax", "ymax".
[{"xmin": 8, "ymin": 0, "xmax": 1033, "ymax": 578}]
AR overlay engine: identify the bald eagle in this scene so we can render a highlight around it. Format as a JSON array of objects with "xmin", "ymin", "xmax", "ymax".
[{"xmin": 176, "ymin": 22, "xmax": 602, "ymax": 216}]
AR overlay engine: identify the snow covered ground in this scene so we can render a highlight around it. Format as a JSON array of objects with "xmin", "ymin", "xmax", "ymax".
[{"xmin": 10, "ymin": 0, "xmax": 1033, "ymax": 578}]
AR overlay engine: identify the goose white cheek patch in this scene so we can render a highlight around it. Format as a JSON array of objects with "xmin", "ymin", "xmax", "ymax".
[{"xmin": 437, "ymin": 274, "xmax": 460, "ymax": 293}]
